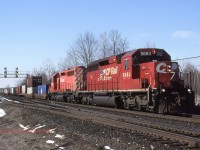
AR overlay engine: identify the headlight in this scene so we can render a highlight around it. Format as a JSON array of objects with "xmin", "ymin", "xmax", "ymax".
[
  {"xmin": 187, "ymin": 89, "xmax": 191, "ymax": 93},
  {"xmin": 161, "ymin": 88, "xmax": 166, "ymax": 93}
]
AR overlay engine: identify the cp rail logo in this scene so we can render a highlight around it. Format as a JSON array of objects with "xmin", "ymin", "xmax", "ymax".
[
  {"xmin": 156, "ymin": 62, "xmax": 168, "ymax": 73},
  {"xmin": 98, "ymin": 66, "xmax": 118, "ymax": 81},
  {"xmin": 156, "ymin": 62, "xmax": 178, "ymax": 73}
]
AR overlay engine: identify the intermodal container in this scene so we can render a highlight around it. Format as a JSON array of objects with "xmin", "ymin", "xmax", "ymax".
[
  {"xmin": 37, "ymin": 84, "xmax": 49, "ymax": 94},
  {"xmin": 27, "ymin": 87, "xmax": 38, "ymax": 94},
  {"xmin": 4, "ymin": 88, "xmax": 10, "ymax": 95},
  {"xmin": 27, "ymin": 76, "xmax": 42, "ymax": 87},
  {"xmin": 22, "ymin": 85, "xmax": 27, "ymax": 94},
  {"xmin": 16, "ymin": 86, "xmax": 21, "ymax": 95},
  {"xmin": 10, "ymin": 87, "xmax": 16, "ymax": 95}
]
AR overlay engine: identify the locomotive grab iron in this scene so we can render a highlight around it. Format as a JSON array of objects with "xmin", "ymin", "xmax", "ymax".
[{"xmin": 48, "ymin": 48, "xmax": 195, "ymax": 114}]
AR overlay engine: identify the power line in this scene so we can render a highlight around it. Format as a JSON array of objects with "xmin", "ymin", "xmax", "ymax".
[{"xmin": 173, "ymin": 56, "xmax": 200, "ymax": 61}]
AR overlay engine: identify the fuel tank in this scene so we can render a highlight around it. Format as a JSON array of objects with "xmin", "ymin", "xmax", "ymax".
[
  {"xmin": 53, "ymin": 95, "xmax": 64, "ymax": 101},
  {"xmin": 93, "ymin": 96, "xmax": 117, "ymax": 107}
]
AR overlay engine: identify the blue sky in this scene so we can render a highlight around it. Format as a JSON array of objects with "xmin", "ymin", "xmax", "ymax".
[{"xmin": 0, "ymin": 0, "xmax": 200, "ymax": 87}]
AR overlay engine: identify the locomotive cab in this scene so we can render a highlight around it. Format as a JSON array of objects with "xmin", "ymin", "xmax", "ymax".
[{"xmin": 127, "ymin": 48, "xmax": 195, "ymax": 113}]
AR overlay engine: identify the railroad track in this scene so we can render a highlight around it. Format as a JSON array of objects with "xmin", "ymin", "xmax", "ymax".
[
  {"xmin": 17, "ymin": 99, "xmax": 200, "ymax": 137},
  {"xmin": 17, "ymin": 99, "xmax": 200, "ymax": 136},
  {"xmin": 1, "ymin": 96, "xmax": 200, "ymax": 148},
  {"xmin": 7, "ymin": 94, "xmax": 200, "ymax": 124}
]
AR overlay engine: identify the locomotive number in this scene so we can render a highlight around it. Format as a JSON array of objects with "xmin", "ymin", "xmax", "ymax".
[
  {"xmin": 123, "ymin": 72, "xmax": 131, "ymax": 78},
  {"xmin": 141, "ymin": 52, "xmax": 151, "ymax": 56}
]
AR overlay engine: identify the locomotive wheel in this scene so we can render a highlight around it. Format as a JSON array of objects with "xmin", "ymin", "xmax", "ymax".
[
  {"xmin": 47, "ymin": 94, "xmax": 52, "ymax": 100},
  {"xmin": 141, "ymin": 107, "xmax": 147, "ymax": 112},
  {"xmin": 82, "ymin": 99, "xmax": 85, "ymax": 105},
  {"xmin": 67, "ymin": 96, "xmax": 72, "ymax": 103},
  {"xmin": 63, "ymin": 96, "xmax": 67, "ymax": 102},
  {"xmin": 88, "ymin": 97, "xmax": 94, "ymax": 105},
  {"xmin": 136, "ymin": 101, "xmax": 141, "ymax": 110},
  {"xmin": 154, "ymin": 99, "xmax": 167, "ymax": 114},
  {"xmin": 123, "ymin": 100, "xmax": 130, "ymax": 110},
  {"xmin": 135, "ymin": 96, "xmax": 141, "ymax": 110}
]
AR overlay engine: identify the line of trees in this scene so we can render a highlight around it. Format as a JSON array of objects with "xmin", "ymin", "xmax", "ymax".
[{"xmin": 58, "ymin": 30, "xmax": 129, "ymax": 70}]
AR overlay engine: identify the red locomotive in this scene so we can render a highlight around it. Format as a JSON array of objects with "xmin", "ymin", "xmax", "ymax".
[{"xmin": 48, "ymin": 48, "xmax": 195, "ymax": 113}]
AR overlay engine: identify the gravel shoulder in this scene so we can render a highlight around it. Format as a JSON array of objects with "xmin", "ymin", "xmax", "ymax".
[{"xmin": 0, "ymin": 100, "xmax": 177, "ymax": 150}]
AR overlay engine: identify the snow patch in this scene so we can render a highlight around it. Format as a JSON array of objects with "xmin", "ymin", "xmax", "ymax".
[
  {"xmin": 3, "ymin": 98, "xmax": 12, "ymax": 102},
  {"xmin": 0, "ymin": 96, "xmax": 20, "ymax": 104},
  {"xmin": 46, "ymin": 140, "xmax": 54, "ymax": 144},
  {"xmin": 150, "ymin": 145, "xmax": 154, "ymax": 149},
  {"xmin": 55, "ymin": 134, "xmax": 65, "ymax": 139},
  {"xmin": 59, "ymin": 147, "xmax": 64, "ymax": 149},
  {"xmin": 104, "ymin": 146, "xmax": 113, "ymax": 150},
  {"xmin": 46, "ymin": 128, "xmax": 56, "ymax": 133},
  {"xmin": 29, "ymin": 125, "xmax": 46, "ymax": 133},
  {"xmin": 0, "ymin": 108, "xmax": 6, "ymax": 117},
  {"xmin": 19, "ymin": 124, "xmax": 30, "ymax": 130}
]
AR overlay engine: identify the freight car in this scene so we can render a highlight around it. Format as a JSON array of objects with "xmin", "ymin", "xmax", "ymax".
[
  {"xmin": 47, "ymin": 48, "xmax": 195, "ymax": 114},
  {"xmin": 34, "ymin": 84, "xmax": 50, "ymax": 99},
  {"xmin": 16, "ymin": 85, "xmax": 27, "ymax": 97},
  {"xmin": 26, "ymin": 76, "xmax": 42, "ymax": 98}
]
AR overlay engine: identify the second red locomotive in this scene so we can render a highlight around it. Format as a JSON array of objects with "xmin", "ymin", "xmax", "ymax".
[{"xmin": 48, "ymin": 48, "xmax": 195, "ymax": 113}]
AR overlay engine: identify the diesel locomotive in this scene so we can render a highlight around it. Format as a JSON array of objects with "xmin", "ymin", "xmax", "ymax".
[{"xmin": 48, "ymin": 48, "xmax": 195, "ymax": 113}]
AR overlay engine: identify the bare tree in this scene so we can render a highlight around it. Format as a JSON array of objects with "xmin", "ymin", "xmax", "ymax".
[
  {"xmin": 98, "ymin": 30, "xmax": 129, "ymax": 58},
  {"xmin": 98, "ymin": 32, "xmax": 111, "ymax": 58},
  {"xmin": 41, "ymin": 58, "xmax": 56, "ymax": 84},
  {"xmin": 16, "ymin": 78, "xmax": 27, "ymax": 86},
  {"xmin": 57, "ymin": 50, "xmax": 80, "ymax": 71},
  {"xmin": 66, "ymin": 46, "xmax": 81, "ymax": 66},
  {"xmin": 66, "ymin": 32, "xmax": 98, "ymax": 67},
  {"xmin": 32, "ymin": 68, "xmax": 42, "ymax": 76},
  {"xmin": 62, "ymin": 30, "xmax": 129, "ymax": 68},
  {"xmin": 109, "ymin": 30, "xmax": 121, "ymax": 55},
  {"xmin": 145, "ymin": 41, "xmax": 156, "ymax": 48},
  {"xmin": 181, "ymin": 63, "xmax": 200, "ymax": 101},
  {"xmin": 57, "ymin": 57, "xmax": 69, "ymax": 71},
  {"xmin": 77, "ymin": 32, "xmax": 98, "ymax": 65},
  {"xmin": 119, "ymin": 37, "xmax": 129, "ymax": 53}
]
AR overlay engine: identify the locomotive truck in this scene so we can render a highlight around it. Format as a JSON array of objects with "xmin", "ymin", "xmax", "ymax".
[{"xmin": 48, "ymin": 48, "xmax": 195, "ymax": 113}]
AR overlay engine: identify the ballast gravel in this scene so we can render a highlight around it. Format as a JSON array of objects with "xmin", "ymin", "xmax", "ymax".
[{"xmin": 0, "ymin": 101, "xmax": 184, "ymax": 150}]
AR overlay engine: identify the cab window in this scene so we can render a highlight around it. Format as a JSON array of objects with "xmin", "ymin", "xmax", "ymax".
[{"xmin": 124, "ymin": 59, "xmax": 129, "ymax": 70}]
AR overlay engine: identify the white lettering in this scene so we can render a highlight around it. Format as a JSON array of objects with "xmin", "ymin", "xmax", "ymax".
[
  {"xmin": 141, "ymin": 52, "xmax": 151, "ymax": 56},
  {"xmin": 60, "ymin": 78, "xmax": 65, "ymax": 82},
  {"xmin": 98, "ymin": 66, "xmax": 118, "ymax": 81}
]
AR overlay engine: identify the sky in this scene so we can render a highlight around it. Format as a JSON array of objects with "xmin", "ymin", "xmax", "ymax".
[{"xmin": 0, "ymin": 0, "xmax": 200, "ymax": 87}]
